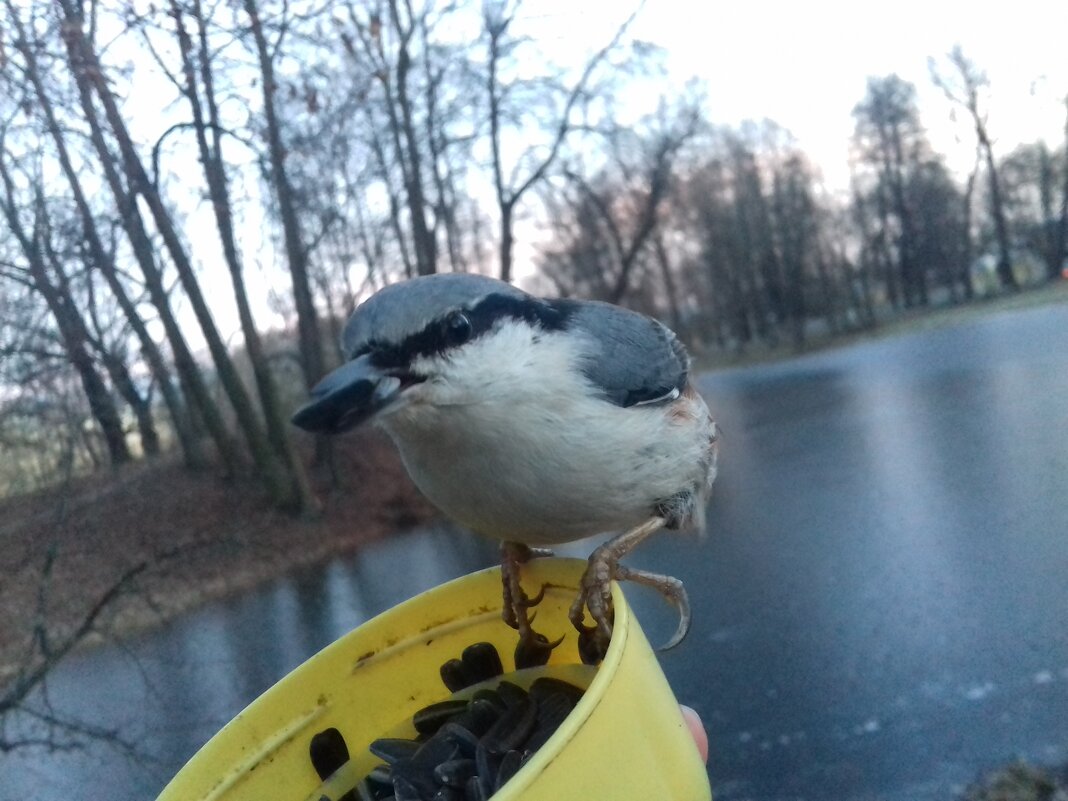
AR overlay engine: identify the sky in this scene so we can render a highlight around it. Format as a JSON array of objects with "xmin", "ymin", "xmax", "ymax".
[
  {"xmin": 541, "ymin": 0, "xmax": 1068, "ymax": 192},
  {"xmin": 115, "ymin": 0, "xmax": 1068, "ymax": 348}
]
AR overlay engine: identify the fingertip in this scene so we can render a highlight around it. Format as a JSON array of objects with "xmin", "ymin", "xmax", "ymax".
[{"xmin": 680, "ymin": 704, "xmax": 709, "ymax": 764}]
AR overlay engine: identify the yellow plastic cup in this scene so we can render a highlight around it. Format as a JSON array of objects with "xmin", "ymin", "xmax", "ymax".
[{"xmin": 156, "ymin": 557, "xmax": 711, "ymax": 801}]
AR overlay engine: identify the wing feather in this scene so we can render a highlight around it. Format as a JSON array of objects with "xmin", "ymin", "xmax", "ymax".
[{"xmin": 550, "ymin": 299, "xmax": 689, "ymax": 408}]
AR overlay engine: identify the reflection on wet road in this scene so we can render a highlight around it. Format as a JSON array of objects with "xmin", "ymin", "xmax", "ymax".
[{"xmin": 2, "ymin": 303, "xmax": 1067, "ymax": 801}]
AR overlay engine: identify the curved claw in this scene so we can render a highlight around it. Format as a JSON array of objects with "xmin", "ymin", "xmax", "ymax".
[
  {"xmin": 524, "ymin": 582, "xmax": 548, "ymax": 609},
  {"xmin": 615, "ymin": 564, "xmax": 691, "ymax": 651},
  {"xmin": 577, "ymin": 624, "xmax": 607, "ymax": 666},
  {"xmin": 657, "ymin": 584, "xmax": 691, "ymax": 651},
  {"xmin": 514, "ymin": 630, "xmax": 565, "ymax": 670}
]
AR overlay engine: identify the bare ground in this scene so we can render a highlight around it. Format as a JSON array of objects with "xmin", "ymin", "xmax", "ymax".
[{"xmin": 0, "ymin": 430, "xmax": 438, "ymax": 682}]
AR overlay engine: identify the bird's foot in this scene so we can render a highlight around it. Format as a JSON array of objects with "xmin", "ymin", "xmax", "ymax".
[
  {"xmin": 500, "ymin": 542, "xmax": 561, "ymax": 668},
  {"xmin": 568, "ymin": 517, "xmax": 689, "ymax": 662},
  {"xmin": 569, "ymin": 542, "xmax": 618, "ymax": 664}
]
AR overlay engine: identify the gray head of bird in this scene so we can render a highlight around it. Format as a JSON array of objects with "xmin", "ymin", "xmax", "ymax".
[{"xmin": 291, "ymin": 274, "xmax": 568, "ymax": 434}]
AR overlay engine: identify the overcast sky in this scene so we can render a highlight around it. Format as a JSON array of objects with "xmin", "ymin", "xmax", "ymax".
[
  {"xmin": 539, "ymin": 0, "xmax": 1068, "ymax": 192},
  {"xmin": 126, "ymin": 0, "xmax": 1068, "ymax": 345}
]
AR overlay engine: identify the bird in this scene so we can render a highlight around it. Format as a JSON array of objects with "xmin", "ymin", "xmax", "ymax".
[{"xmin": 291, "ymin": 273, "xmax": 718, "ymax": 662}]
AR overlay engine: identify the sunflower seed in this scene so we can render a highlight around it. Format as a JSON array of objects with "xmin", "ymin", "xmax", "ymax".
[
  {"xmin": 494, "ymin": 750, "xmax": 522, "ymax": 792},
  {"xmin": 368, "ymin": 738, "xmax": 421, "ymax": 765},
  {"xmin": 437, "ymin": 722, "xmax": 480, "ymax": 756},
  {"xmin": 474, "ymin": 740, "xmax": 498, "ymax": 798},
  {"xmin": 440, "ymin": 658, "xmax": 474, "ymax": 692},
  {"xmin": 464, "ymin": 775, "xmax": 486, "ymax": 801},
  {"xmin": 391, "ymin": 775, "xmax": 422, "ymax": 801},
  {"xmin": 460, "ymin": 643, "xmax": 503, "ymax": 683},
  {"xmin": 309, "ymin": 727, "xmax": 350, "ymax": 780},
  {"xmin": 411, "ymin": 733, "xmax": 460, "ymax": 770},
  {"xmin": 529, "ymin": 677, "xmax": 585, "ymax": 704},
  {"xmin": 494, "ymin": 681, "xmax": 528, "ymax": 709},
  {"xmin": 413, "ymin": 699, "xmax": 468, "ymax": 735},
  {"xmin": 481, "ymin": 697, "xmax": 536, "ymax": 755},
  {"xmin": 433, "ymin": 758, "xmax": 477, "ymax": 788}
]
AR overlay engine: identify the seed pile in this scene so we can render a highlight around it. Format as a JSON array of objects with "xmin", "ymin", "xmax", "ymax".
[{"xmin": 308, "ymin": 642, "xmax": 585, "ymax": 801}]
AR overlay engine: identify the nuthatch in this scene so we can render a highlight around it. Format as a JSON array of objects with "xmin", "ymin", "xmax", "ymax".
[{"xmin": 292, "ymin": 274, "xmax": 718, "ymax": 660}]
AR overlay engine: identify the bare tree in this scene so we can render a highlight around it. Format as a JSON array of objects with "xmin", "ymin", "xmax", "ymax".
[
  {"xmin": 55, "ymin": 0, "xmax": 307, "ymax": 509},
  {"xmin": 243, "ymin": 0, "xmax": 327, "ymax": 393},
  {"xmin": 0, "ymin": 152, "xmax": 131, "ymax": 466},
  {"xmin": 770, "ymin": 153, "xmax": 818, "ymax": 346},
  {"xmin": 1056, "ymin": 95, "xmax": 1068, "ymax": 280},
  {"xmin": 999, "ymin": 141, "xmax": 1064, "ymax": 278},
  {"xmin": 3, "ymin": 1, "xmax": 201, "ymax": 465},
  {"xmin": 19, "ymin": 1, "xmax": 246, "ymax": 475},
  {"xmin": 931, "ymin": 46, "xmax": 1018, "ymax": 290},
  {"xmin": 164, "ymin": 0, "xmax": 318, "ymax": 511},
  {"xmin": 333, "ymin": 0, "xmax": 484, "ymax": 282},
  {"xmin": 853, "ymin": 75, "xmax": 928, "ymax": 307},
  {"xmin": 483, "ymin": 1, "xmax": 637, "ymax": 283},
  {"xmin": 541, "ymin": 103, "xmax": 699, "ymax": 306}
]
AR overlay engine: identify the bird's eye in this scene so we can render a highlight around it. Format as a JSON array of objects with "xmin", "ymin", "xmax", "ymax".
[{"xmin": 443, "ymin": 311, "xmax": 472, "ymax": 346}]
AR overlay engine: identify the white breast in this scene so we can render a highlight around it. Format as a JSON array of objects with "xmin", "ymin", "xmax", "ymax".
[{"xmin": 377, "ymin": 323, "xmax": 715, "ymax": 545}]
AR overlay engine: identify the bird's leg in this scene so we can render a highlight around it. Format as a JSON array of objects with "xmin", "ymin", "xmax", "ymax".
[
  {"xmin": 500, "ymin": 542, "xmax": 536, "ymax": 633},
  {"xmin": 500, "ymin": 542, "xmax": 560, "ymax": 667},
  {"xmin": 570, "ymin": 516, "xmax": 688, "ymax": 661}
]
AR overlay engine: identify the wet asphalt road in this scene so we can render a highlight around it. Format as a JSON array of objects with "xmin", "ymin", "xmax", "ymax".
[{"xmin": 2, "ymin": 302, "xmax": 1067, "ymax": 800}]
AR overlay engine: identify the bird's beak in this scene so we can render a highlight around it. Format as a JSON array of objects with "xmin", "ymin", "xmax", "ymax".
[{"xmin": 290, "ymin": 354, "xmax": 406, "ymax": 434}]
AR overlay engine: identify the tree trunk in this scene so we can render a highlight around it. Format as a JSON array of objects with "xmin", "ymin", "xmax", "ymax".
[
  {"xmin": 176, "ymin": 0, "xmax": 319, "ymax": 514},
  {"xmin": 0, "ymin": 171, "xmax": 131, "ymax": 467},
  {"xmin": 1054, "ymin": 95, "xmax": 1068, "ymax": 281},
  {"xmin": 243, "ymin": 0, "xmax": 326, "ymax": 391},
  {"xmin": 45, "ymin": 235, "xmax": 161, "ymax": 458},
  {"xmin": 8, "ymin": 0, "xmax": 203, "ymax": 467},
  {"xmin": 977, "ymin": 128, "xmax": 1018, "ymax": 290},
  {"xmin": 886, "ymin": 124, "xmax": 927, "ymax": 307},
  {"xmin": 959, "ymin": 152, "xmax": 979, "ymax": 301},
  {"xmin": 387, "ymin": 0, "xmax": 436, "ymax": 276},
  {"xmin": 363, "ymin": 109, "xmax": 415, "ymax": 278},
  {"xmin": 55, "ymin": 0, "xmax": 243, "ymax": 476},
  {"xmin": 423, "ymin": 59, "xmax": 464, "ymax": 273},
  {"xmin": 44, "ymin": 285, "xmax": 132, "ymax": 468},
  {"xmin": 653, "ymin": 232, "xmax": 683, "ymax": 334},
  {"xmin": 58, "ymin": 0, "xmax": 300, "ymax": 507},
  {"xmin": 99, "ymin": 349, "xmax": 161, "ymax": 456},
  {"xmin": 498, "ymin": 204, "xmax": 515, "ymax": 285}
]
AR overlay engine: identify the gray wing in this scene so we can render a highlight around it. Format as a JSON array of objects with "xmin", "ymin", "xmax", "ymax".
[{"xmin": 554, "ymin": 299, "xmax": 689, "ymax": 407}]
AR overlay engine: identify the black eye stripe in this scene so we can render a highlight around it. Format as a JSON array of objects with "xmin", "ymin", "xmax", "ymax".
[{"xmin": 364, "ymin": 293, "xmax": 570, "ymax": 369}]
